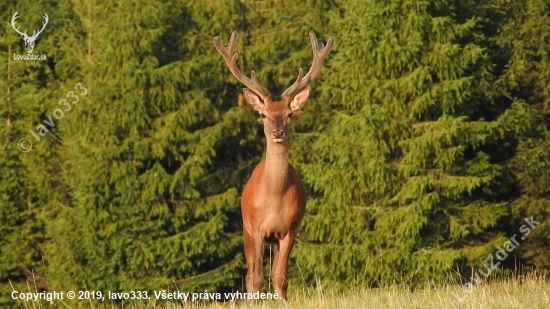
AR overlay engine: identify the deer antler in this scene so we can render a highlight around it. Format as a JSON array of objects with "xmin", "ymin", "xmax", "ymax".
[
  {"xmin": 11, "ymin": 11, "xmax": 28, "ymax": 38},
  {"xmin": 281, "ymin": 32, "xmax": 334, "ymax": 100},
  {"xmin": 11, "ymin": 11, "xmax": 49, "ymax": 40},
  {"xmin": 213, "ymin": 31, "xmax": 271, "ymax": 102},
  {"xmin": 29, "ymin": 13, "xmax": 49, "ymax": 40}
]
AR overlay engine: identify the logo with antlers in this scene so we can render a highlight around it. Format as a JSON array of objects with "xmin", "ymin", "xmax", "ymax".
[{"xmin": 11, "ymin": 11, "xmax": 49, "ymax": 54}]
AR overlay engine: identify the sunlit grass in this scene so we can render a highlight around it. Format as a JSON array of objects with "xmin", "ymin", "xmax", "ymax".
[{"xmin": 10, "ymin": 272, "xmax": 549, "ymax": 309}]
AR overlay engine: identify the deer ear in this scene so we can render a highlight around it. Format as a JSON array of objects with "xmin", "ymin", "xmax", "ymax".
[
  {"xmin": 289, "ymin": 87, "xmax": 310, "ymax": 111},
  {"xmin": 243, "ymin": 89, "xmax": 264, "ymax": 112}
]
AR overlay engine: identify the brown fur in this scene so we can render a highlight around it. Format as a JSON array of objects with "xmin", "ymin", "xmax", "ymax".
[
  {"xmin": 213, "ymin": 30, "xmax": 333, "ymax": 300},
  {"xmin": 240, "ymin": 126, "xmax": 307, "ymax": 300}
]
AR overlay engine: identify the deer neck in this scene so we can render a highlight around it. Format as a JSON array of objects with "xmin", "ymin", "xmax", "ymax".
[{"xmin": 264, "ymin": 140, "xmax": 290, "ymax": 195}]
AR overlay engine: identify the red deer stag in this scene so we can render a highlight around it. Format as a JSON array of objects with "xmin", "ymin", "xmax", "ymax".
[{"xmin": 213, "ymin": 31, "xmax": 334, "ymax": 300}]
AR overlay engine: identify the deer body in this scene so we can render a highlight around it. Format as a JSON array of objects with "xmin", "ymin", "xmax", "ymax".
[
  {"xmin": 241, "ymin": 155, "xmax": 306, "ymax": 299},
  {"xmin": 213, "ymin": 31, "xmax": 334, "ymax": 300},
  {"xmin": 242, "ymin": 147, "xmax": 306, "ymax": 242}
]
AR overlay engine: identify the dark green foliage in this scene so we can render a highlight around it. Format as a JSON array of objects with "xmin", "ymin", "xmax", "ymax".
[
  {"xmin": 0, "ymin": 0, "xmax": 548, "ymax": 307},
  {"xmin": 492, "ymin": 0, "xmax": 550, "ymax": 269},
  {"xmin": 291, "ymin": 0, "xmax": 549, "ymax": 288},
  {"xmin": 43, "ymin": 0, "xmax": 246, "ymax": 295},
  {"xmin": 0, "ymin": 1, "xmax": 59, "ymax": 306}
]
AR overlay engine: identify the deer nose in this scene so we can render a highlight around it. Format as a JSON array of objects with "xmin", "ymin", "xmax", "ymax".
[{"xmin": 273, "ymin": 130, "xmax": 284, "ymax": 138}]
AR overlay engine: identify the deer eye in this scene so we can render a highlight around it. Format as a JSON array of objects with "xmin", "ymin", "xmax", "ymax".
[
  {"xmin": 260, "ymin": 113, "xmax": 266, "ymax": 118},
  {"xmin": 288, "ymin": 112, "xmax": 293, "ymax": 118}
]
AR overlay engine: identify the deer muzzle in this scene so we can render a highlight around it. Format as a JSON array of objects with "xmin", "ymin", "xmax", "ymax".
[{"xmin": 272, "ymin": 129, "xmax": 285, "ymax": 142}]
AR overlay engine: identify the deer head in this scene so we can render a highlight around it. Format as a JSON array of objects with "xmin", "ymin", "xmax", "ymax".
[
  {"xmin": 11, "ymin": 11, "xmax": 49, "ymax": 54},
  {"xmin": 213, "ymin": 31, "xmax": 334, "ymax": 144}
]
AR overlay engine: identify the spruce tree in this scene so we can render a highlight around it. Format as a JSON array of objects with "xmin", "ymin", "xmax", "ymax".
[
  {"xmin": 491, "ymin": 0, "xmax": 550, "ymax": 271},
  {"xmin": 0, "ymin": 2, "xmax": 59, "ymax": 306},
  {"xmin": 39, "ymin": 0, "xmax": 250, "ymax": 296},
  {"xmin": 291, "ymin": 0, "xmax": 511, "ymax": 286}
]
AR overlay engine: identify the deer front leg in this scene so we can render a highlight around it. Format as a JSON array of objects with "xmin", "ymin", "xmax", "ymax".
[
  {"xmin": 243, "ymin": 228, "xmax": 264, "ymax": 298},
  {"xmin": 271, "ymin": 233, "xmax": 295, "ymax": 300}
]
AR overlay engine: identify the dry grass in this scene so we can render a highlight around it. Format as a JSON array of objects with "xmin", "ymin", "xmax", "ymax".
[{"xmin": 11, "ymin": 273, "xmax": 550, "ymax": 309}]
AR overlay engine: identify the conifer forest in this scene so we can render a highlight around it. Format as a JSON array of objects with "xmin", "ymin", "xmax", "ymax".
[{"xmin": 1, "ymin": 0, "xmax": 549, "ymax": 307}]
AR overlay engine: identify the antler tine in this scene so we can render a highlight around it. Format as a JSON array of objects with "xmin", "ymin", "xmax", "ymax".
[
  {"xmin": 214, "ymin": 31, "xmax": 271, "ymax": 101},
  {"xmin": 282, "ymin": 31, "xmax": 335, "ymax": 100},
  {"xmin": 11, "ymin": 11, "xmax": 28, "ymax": 37},
  {"xmin": 30, "ymin": 13, "xmax": 48, "ymax": 39}
]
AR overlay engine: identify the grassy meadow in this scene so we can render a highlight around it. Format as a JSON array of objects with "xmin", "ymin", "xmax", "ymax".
[{"xmin": 11, "ymin": 273, "xmax": 549, "ymax": 309}]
